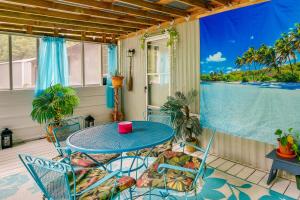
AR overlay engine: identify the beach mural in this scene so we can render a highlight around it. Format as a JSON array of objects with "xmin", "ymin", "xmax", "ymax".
[{"xmin": 200, "ymin": 0, "xmax": 300, "ymax": 144}]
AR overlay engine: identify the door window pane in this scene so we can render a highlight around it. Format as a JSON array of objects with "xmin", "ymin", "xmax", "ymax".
[
  {"xmin": 12, "ymin": 35, "xmax": 37, "ymax": 89},
  {"xmin": 0, "ymin": 34, "xmax": 9, "ymax": 89},
  {"xmin": 84, "ymin": 43, "xmax": 101, "ymax": 85},
  {"xmin": 67, "ymin": 41, "xmax": 82, "ymax": 86},
  {"xmin": 147, "ymin": 39, "xmax": 170, "ymax": 107}
]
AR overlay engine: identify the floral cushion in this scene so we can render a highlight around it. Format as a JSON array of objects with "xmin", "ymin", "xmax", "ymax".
[
  {"xmin": 53, "ymin": 152, "xmax": 120, "ymax": 168},
  {"xmin": 127, "ymin": 142, "xmax": 172, "ymax": 157},
  {"xmin": 68, "ymin": 168, "xmax": 135, "ymax": 200},
  {"xmin": 136, "ymin": 150, "xmax": 202, "ymax": 192}
]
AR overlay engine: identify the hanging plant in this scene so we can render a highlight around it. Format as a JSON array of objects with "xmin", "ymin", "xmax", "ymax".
[
  {"xmin": 165, "ymin": 27, "xmax": 179, "ymax": 48},
  {"xmin": 140, "ymin": 33, "xmax": 149, "ymax": 49}
]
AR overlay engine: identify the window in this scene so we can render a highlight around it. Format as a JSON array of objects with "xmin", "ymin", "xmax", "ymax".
[
  {"xmin": 102, "ymin": 45, "xmax": 108, "ymax": 77},
  {"xmin": 0, "ymin": 34, "xmax": 9, "ymax": 89},
  {"xmin": 11, "ymin": 35, "xmax": 37, "ymax": 89},
  {"xmin": 84, "ymin": 42, "xmax": 101, "ymax": 85},
  {"xmin": 67, "ymin": 41, "xmax": 83, "ymax": 86},
  {"xmin": 0, "ymin": 33, "xmax": 110, "ymax": 91}
]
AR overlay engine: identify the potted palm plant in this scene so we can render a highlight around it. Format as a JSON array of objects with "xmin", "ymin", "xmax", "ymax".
[
  {"xmin": 31, "ymin": 84, "xmax": 80, "ymax": 142},
  {"xmin": 161, "ymin": 89, "xmax": 202, "ymax": 153},
  {"xmin": 111, "ymin": 69, "xmax": 124, "ymax": 88}
]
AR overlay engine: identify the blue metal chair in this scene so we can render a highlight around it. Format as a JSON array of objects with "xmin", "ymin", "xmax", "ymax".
[
  {"xmin": 19, "ymin": 153, "xmax": 136, "ymax": 200},
  {"xmin": 49, "ymin": 119, "xmax": 119, "ymax": 168},
  {"xmin": 136, "ymin": 128, "xmax": 216, "ymax": 199}
]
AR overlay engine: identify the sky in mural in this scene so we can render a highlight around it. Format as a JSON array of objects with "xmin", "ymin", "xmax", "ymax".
[{"xmin": 200, "ymin": 0, "xmax": 300, "ymax": 75}]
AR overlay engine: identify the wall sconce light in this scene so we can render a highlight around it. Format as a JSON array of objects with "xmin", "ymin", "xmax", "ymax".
[{"xmin": 127, "ymin": 49, "xmax": 136, "ymax": 57}]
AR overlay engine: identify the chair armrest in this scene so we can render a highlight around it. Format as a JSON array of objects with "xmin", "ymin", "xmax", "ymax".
[
  {"xmin": 157, "ymin": 163, "xmax": 197, "ymax": 174},
  {"xmin": 77, "ymin": 170, "xmax": 122, "ymax": 195},
  {"xmin": 180, "ymin": 142, "xmax": 205, "ymax": 153}
]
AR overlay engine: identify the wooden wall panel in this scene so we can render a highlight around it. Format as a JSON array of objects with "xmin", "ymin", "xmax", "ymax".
[
  {"xmin": 0, "ymin": 86, "xmax": 111, "ymax": 144},
  {"xmin": 119, "ymin": 19, "xmax": 200, "ymax": 120}
]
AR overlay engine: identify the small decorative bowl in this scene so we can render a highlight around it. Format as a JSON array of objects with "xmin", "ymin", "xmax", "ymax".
[{"xmin": 118, "ymin": 121, "xmax": 132, "ymax": 134}]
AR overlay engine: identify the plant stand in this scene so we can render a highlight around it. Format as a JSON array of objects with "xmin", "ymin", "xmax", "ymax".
[
  {"xmin": 266, "ymin": 149, "xmax": 300, "ymax": 189},
  {"xmin": 112, "ymin": 86, "xmax": 123, "ymax": 121}
]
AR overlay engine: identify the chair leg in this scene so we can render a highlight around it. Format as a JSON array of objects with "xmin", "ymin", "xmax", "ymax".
[{"xmin": 129, "ymin": 188, "xmax": 133, "ymax": 200}]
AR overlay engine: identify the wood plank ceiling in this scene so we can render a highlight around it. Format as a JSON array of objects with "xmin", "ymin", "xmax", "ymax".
[{"xmin": 0, "ymin": 0, "xmax": 268, "ymax": 43}]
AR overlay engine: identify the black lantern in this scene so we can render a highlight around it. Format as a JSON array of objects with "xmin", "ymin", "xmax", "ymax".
[
  {"xmin": 1, "ymin": 128, "xmax": 13, "ymax": 149},
  {"xmin": 85, "ymin": 115, "xmax": 95, "ymax": 128},
  {"xmin": 102, "ymin": 76, "xmax": 107, "ymax": 86}
]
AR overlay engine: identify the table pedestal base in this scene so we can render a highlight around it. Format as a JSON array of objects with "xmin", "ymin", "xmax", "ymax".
[{"xmin": 107, "ymin": 155, "xmax": 146, "ymax": 175}]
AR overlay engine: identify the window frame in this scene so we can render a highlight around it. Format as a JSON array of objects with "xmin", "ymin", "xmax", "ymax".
[{"xmin": 0, "ymin": 33, "xmax": 109, "ymax": 91}]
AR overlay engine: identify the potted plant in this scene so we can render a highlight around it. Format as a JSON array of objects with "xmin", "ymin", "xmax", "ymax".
[
  {"xmin": 161, "ymin": 90, "xmax": 202, "ymax": 153},
  {"xmin": 111, "ymin": 69, "xmax": 124, "ymax": 88},
  {"xmin": 275, "ymin": 128, "xmax": 296, "ymax": 157},
  {"xmin": 31, "ymin": 84, "xmax": 80, "ymax": 142}
]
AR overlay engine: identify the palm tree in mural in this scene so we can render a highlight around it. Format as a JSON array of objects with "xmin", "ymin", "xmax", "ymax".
[
  {"xmin": 275, "ymin": 33, "xmax": 296, "ymax": 74},
  {"xmin": 290, "ymin": 23, "xmax": 300, "ymax": 53},
  {"xmin": 235, "ymin": 56, "xmax": 245, "ymax": 68},
  {"xmin": 235, "ymin": 56, "xmax": 247, "ymax": 76},
  {"xmin": 241, "ymin": 47, "xmax": 258, "ymax": 81},
  {"xmin": 257, "ymin": 45, "xmax": 281, "ymax": 74}
]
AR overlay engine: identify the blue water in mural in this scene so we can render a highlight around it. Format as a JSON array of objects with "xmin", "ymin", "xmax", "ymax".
[{"xmin": 200, "ymin": 82, "xmax": 300, "ymax": 144}]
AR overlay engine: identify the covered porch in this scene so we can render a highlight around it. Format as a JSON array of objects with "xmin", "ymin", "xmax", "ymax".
[{"xmin": 0, "ymin": 0, "xmax": 300, "ymax": 199}]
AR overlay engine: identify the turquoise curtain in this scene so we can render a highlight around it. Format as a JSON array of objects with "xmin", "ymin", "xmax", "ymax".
[
  {"xmin": 35, "ymin": 37, "xmax": 69, "ymax": 96},
  {"xmin": 106, "ymin": 44, "xmax": 117, "ymax": 108}
]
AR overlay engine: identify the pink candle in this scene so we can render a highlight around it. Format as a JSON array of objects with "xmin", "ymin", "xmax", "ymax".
[{"xmin": 118, "ymin": 121, "xmax": 132, "ymax": 134}]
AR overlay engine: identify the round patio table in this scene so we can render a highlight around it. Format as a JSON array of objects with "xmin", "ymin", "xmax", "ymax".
[{"xmin": 66, "ymin": 121, "xmax": 174, "ymax": 173}]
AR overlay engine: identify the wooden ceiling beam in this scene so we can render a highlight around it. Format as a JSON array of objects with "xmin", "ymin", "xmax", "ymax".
[
  {"xmin": 211, "ymin": 0, "xmax": 232, "ymax": 6},
  {"xmin": 0, "ymin": 16, "xmax": 127, "ymax": 35},
  {"xmin": 0, "ymin": 9, "xmax": 136, "ymax": 33},
  {"xmin": 120, "ymin": 0, "xmax": 269, "ymax": 39},
  {"xmin": 0, "ymin": 27, "xmax": 115, "ymax": 43},
  {"xmin": 0, "ymin": 23, "xmax": 113, "ymax": 38},
  {"xmin": 157, "ymin": 0, "xmax": 175, "ymax": 4},
  {"xmin": 1, "ymin": 0, "xmax": 157, "ymax": 26},
  {"xmin": 59, "ymin": 0, "xmax": 173, "ymax": 21},
  {"xmin": 116, "ymin": 0, "xmax": 189, "ymax": 17},
  {"xmin": 0, "ymin": 3, "xmax": 148, "ymax": 30},
  {"xmin": 175, "ymin": 0, "xmax": 210, "ymax": 9}
]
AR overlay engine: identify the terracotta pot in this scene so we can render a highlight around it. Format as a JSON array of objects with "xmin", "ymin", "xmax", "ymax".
[
  {"xmin": 46, "ymin": 125, "xmax": 58, "ymax": 143},
  {"xmin": 112, "ymin": 76, "xmax": 124, "ymax": 88},
  {"xmin": 278, "ymin": 139, "xmax": 294, "ymax": 155},
  {"xmin": 185, "ymin": 138, "xmax": 197, "ymax": 153}
]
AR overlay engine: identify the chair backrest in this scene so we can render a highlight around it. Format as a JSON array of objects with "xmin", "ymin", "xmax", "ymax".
[
  {"xmin": 51, "ymin": 122, "xmax": 81, "ymax": 156},
  {"xmin": 147, "ymin": 113, "xmax": 172, "ymax": 127},
  {"xmin": 193, "ymin": 128, "xmax": 216, "ymax": 187},
  {"xmin": 19, "ymin": 154, "xmax": 75, "ymax": 200}
]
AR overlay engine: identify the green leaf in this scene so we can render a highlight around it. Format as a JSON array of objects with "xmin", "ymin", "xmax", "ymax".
[
  {"xmin": 239, "ymin": 191, "xmax": 251, "ymax": 200},
  {"xmin": 281, "ymin": 137, "xmax": 288, "ymax": 146},
  {"xmin": 204, "ymin": 178, "xmax": 226, "ymax": 189},
  {"xmin": 239, "ymin": 183, "xmax": 252, "ymax": 189},
  {"xmin": 201, "ymin": 189, "xmax": 225, "ymax": 200},
  {"xmin": 203, "ymin": 168, "xmax": 214, "ymax": 178},
  {"xmin": 228, "ymin": 194, "xmax": 237, "ymax": 200},
  {"xmin": 274, "ymin": 129, "xmax": 282, "ymax": 136}
]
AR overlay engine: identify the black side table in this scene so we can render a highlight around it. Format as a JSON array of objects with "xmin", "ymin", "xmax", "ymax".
[{"xmin": 266, "ymin": 149, "xmax": 300, "ymax": 189}]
